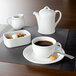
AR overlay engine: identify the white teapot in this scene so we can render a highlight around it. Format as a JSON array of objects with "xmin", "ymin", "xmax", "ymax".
[
  {"xmin": 33, "ymin": 6, "xmax": 62, "ymax": 34},
  {"xmin": 8, "ymin": 14, "xmax": 25, "ymax": 30}
]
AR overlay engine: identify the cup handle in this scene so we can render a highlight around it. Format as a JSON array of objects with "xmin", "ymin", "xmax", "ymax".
[
  {"xmin": 7, "ymin": 17, "xmax": 12, "ymax": 25},
  {"xmin": 55, "ymin": 42, "xmax": 62, "ymax": 51},
  {"xmin": 55, "ymin": 10, "xmax": 62, "ymax": 26}
]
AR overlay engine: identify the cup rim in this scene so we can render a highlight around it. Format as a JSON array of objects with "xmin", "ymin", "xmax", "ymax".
[
  {"xmin": 12, "ymin": 14, "xmax": 24, "ymax": 19},
  {"xmin": 32, "ymin": 36, "xmax": 56, "ymax": 48}
]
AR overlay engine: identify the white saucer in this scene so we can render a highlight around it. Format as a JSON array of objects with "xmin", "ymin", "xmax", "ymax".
[{"xmin": 23, "ymin": 45, "xmax": 65, "ymax": 64}]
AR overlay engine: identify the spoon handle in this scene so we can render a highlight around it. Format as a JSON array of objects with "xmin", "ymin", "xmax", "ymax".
[{"xmin": 58, "ymin": 52, "xmax": 74, "ymax": 59}]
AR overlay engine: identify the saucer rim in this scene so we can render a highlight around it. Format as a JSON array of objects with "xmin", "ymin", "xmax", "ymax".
[{"xmin": 23, "ymin": 45, "xmax": 65, "ymax": 64}]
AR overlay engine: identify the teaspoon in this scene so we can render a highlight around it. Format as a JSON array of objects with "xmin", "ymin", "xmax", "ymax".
[{"xmin": 57, "ymin": 52, "xmax": 74, "ymax": 59}]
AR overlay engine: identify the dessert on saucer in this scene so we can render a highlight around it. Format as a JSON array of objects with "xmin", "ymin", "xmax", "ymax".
[{"xmin": 49, "ymin": 55, "xmax": 57, "ymax": 60}]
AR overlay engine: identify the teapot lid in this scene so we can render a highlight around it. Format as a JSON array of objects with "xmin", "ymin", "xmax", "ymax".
[{"xmin": 39, "ymin": 6, "xmax": 54, "ymax": 14}]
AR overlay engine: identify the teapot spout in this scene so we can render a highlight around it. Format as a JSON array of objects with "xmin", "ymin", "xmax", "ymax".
[{"xmin": 33, "ymin": 12, "xmax": 40, "ymax": 26}]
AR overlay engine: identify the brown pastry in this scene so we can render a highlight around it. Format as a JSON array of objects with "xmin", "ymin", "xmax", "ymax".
[
  {"xmin": 21, "ymin": 34, "xmax": 26, "ymax": 37},
  {"xmin": 7, "ymin": 36, "xmax": 13, "ymax": 39},
  {"xmin": 16, "ymin": 32, "xmax": 26, "ymax": 37},
  {"xmin": 16, "ymin": 33, "xmax": 22, "ymax": 37},
  {"xmin": 49, "ymin": 55, "xmax": 57, "ymax": 60}
]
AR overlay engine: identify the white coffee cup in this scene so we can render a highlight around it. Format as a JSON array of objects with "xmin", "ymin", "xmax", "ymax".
[{"xmin": 32, "ymin": 36, "xmax": 62, "ymax": 59}]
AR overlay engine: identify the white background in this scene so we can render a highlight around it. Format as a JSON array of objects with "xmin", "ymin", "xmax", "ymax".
[{"xmin": 0, "ymin": 0, "xmax": 43, "ymax": 26}]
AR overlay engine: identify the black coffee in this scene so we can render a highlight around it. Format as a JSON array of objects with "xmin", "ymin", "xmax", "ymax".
[{"xmin": 35, "ymin": 41, "xmax": 53, "ymax": 46}]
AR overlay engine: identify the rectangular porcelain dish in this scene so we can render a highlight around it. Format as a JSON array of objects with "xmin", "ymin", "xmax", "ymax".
[{"xmin": 3, "ymin": 30, "xmax": 31, "ymax": 48}]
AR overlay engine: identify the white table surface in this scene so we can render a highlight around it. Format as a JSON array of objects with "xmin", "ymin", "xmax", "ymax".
[
  {"xmin": 0, "ymin": 24, "xmax": 13, "ymax": 44},
  {"xmin": 0, "ymin": 24, "xmax": 8, "ymax": 32}
]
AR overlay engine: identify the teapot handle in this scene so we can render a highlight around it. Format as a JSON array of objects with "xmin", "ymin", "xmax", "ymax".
[{"xmin": 55, "ymin": 10, "xmax": 62, "ymax": 26}]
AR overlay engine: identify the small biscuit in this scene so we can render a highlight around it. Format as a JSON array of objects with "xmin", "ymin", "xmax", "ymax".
[
  {"xmin": 49, "ymin": 55, "xmax": 57, "ymax": 60},
  {"xmin": 21, "ymin": 34, "xmax": 26, "ymax": 37},
  {"xmin": 16, "ymin": 33, "xmax": 22, "ymax": 37},
  {"xmin": 7, "ymin": 36, "xmax": 13, "ymax": 39}
]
